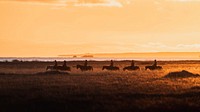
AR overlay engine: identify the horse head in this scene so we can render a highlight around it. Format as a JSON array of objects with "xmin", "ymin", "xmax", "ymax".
[
  {"xmin": 114, "ymin": 66, "xmax": 120, "ymax": 70},
  {"xmin": 123, "ymin": 67, "xmax": 127, "ymax": 71},
  {"xmin": 88, "ymin": 66, "xmax": 93, "ymax": 71}
]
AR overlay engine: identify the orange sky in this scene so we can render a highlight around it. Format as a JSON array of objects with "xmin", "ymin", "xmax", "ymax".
[{"xmin": 1, "ymin": 0, "xmax": 200, "ymax": 57}]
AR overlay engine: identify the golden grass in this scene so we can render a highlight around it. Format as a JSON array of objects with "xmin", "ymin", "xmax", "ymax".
[{"xmin": 0, "ymin": 61, "xmax": 200, "ymax": 111}]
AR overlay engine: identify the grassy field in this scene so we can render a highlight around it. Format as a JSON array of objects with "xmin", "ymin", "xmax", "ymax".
[{"xmin": 0, "ymin": 61, "xmax": 200, "ymax": 112}]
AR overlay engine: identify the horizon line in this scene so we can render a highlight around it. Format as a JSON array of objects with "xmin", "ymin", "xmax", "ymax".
[{"xmin": 59, "ymin": 51, "xmax": 200, "ymax": 56}]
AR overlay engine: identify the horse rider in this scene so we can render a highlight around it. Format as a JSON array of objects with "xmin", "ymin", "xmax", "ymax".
[
  {"xmin": 131, "ymin": 60, "xmax": 135, "ymax": 66},
  {"xmin": 84, "ymin": 60, "xmax": 88, "ymax": 66},
  {"xmin": 63, "ymin": 60, "xmax": 67, "ymax": 67},
  {"xmin": 152, "ymin": 59, "xmax": 157, "ymax": 67},
  {"xmin": 54, "ymin": 60, "xmax": 57, "ymax": 69},
  {"xmin": 110, "ymin": 60, "xmax": 114, "ymax": 67}
]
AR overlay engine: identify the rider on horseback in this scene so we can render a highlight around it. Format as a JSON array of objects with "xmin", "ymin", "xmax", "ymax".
[
  {"xmin": 63, "ymin": 60, "xmax": 67, "ymax": 67},
  {"xmin": 131, "ymin": 60, "xmax": 135, "ymax": 66},
  {"xmin": 53, "ymin": 60, "xmax": 57, "ymax": 69},
  {"xmin": 152, "ymin": 59, "xmax": 157, "ymax": 67},
  {"xmin": 84, "ymin": 60, "xmax": 88, "ymax": 67},
  {"xmin": 110, "ymin": 60, "xmax": 114, "ymax": 67}
]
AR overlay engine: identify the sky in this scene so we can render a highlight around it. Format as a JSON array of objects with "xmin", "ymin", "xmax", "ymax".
[{"xmin": 0, "ymin": 0, "xmax": 200, "ymax": 57}]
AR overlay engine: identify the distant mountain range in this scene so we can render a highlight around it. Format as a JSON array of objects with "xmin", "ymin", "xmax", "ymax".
[{"xmin": 59, "ymin": 52, "xmax": 200, "ymax": 59}]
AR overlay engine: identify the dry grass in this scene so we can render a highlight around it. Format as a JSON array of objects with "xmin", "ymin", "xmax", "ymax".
[{"xmin": 0, "ymin": 61, "xmax": 200, "ymax": 112}]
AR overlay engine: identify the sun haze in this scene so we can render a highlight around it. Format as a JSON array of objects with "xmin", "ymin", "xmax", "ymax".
[{"xmin": 0, "ymin": 0, "xmax": 200, "ymax": 57}]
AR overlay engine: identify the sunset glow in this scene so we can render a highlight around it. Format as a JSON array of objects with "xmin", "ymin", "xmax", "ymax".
[{"xmin": 1, "ymin": 0, "xmax": 200, "ymax": 57}]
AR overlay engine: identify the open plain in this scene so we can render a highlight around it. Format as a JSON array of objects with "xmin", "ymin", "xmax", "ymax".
[{"xmin": 0, "ymin": 60, "xmax": 200, "ymax": 112}]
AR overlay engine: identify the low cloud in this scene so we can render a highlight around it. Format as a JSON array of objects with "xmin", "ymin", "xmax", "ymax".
[
  {"xmin": 139, "ymin": 43, "xmax": 168, "ymax": 49},
  {"xmin": 15, "ymin": 0, "xmax": 132, "ymax": 7},
  {"xmin": 74, "ymin": 0, "xmax": 122, "ymax": 7},
  {"xmin": 176, "ymin": 44, "xmax": 200, "ymax": 49},
  {"xmin": 166, "ymin": 0, "xmax": 200, "ymax": 2},
  {"xmin": 137, "ymin": 43, "xmax": 200, "ymax": 52}
]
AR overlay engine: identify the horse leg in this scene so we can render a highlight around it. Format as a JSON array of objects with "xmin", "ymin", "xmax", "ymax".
[{"xmin": 46, "ymin": 66, "xmax": 49, "ymax": 71}]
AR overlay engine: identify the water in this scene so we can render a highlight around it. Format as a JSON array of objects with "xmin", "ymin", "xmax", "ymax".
[{"xmin": 0, "ymin": 57, "xmax": 199, "ymax": 62}]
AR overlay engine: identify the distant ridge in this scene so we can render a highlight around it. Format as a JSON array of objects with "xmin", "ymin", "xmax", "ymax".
[{"xmin": 59, "ymin": 52, "xmax": 200, "ymax": 59}]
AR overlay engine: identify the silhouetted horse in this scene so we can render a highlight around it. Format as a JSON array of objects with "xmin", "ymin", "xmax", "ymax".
[
  {"xmin": 46, "ymin": 65, "xmax": 71, "ymax": 71},
  {"xmin": 102, "ymin": 66, "xmax": 119, "ymax": 71},
  {"xmin": 145, "ymin": 66, "xmax": 162, "ymax": 70},
  {"xmin": 57, "ymin": 66, "xmax": 71, "ymax": 71},
  {"xmin": 76, "ymin": 65, "xmax": 93, "ymax": 71},
  {"xmin": 123, "ymin": 66, "xmax": 140, "ymax": 71}
]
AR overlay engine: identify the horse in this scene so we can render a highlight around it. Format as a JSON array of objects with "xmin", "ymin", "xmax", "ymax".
[
  {"xmin": 102, "ymin": 66, "xmax": 120, "ymax": 71},
  {"xmin": 46, "ymin": 65, "xmax": 71, "ymax": 71},
  {"xmin": 76, "ymin": 65, "xmax": 93, "ymax": 71},
  {"xmin": 145, "ymin": 66, "xmax": 162, "ymax": 70},
  {"xmin": 123, "ymin": 66, "xmax": 140, "ymax": 71},
  {"xmin": 57, "ymin": 66, "xmax": 71, "ymax": 71}
]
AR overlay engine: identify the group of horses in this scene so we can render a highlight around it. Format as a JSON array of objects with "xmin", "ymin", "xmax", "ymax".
[
  {"xmin": 46, "ymin": 65, "xmax": 71, "ymax": 71},
  {"xmin": 46, "ymin": 61, "xmax": 163, "ymax": 72},
  {"xmin": 102, "ymin": 65, "xmax": 162, "ymax": 71}
]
